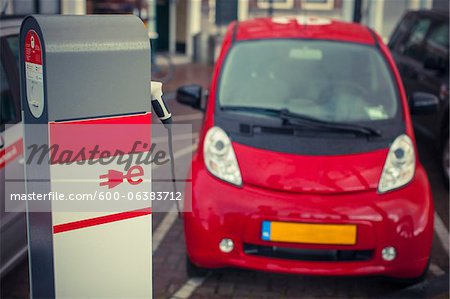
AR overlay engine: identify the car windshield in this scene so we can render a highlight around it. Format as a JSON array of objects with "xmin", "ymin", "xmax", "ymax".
[{"xmin": 218, "ymin": 40, "xmax": 399, "ymax": 123}]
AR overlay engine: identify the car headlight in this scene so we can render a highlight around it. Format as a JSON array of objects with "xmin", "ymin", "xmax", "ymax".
[
  {"xmin": 378, "ymin": 134, "xmax": 415, "ymax": 193},
  {"xmin": 203, "ymin": 126, "xmax": 242, "ymax": 186}
]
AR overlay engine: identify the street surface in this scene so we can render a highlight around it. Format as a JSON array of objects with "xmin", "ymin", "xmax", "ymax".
[{"xmin": 1, "ymin": 63, "xmax": 449, "ymax": 299}]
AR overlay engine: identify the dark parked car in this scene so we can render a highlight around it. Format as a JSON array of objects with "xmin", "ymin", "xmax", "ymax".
[
  {"xmin": 0, "ymin": 16, "xmax": 27, "ymax": 278},
  {"xmin": 389, "ymin": 9, "xmax": 449, "ymax": 185}
]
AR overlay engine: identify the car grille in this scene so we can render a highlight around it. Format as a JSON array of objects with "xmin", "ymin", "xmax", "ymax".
[{"xmin": 243, "ymin": 243, "xmax": 373, "ymax": 262}]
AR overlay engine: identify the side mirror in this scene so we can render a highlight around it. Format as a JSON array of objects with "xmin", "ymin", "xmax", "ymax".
[
  {"xmin": 176, "ymin": 84, "xmax": 203, "ymax": 110},
  {"xmin": 409, "ymin": 92, "xmax": 439, "ymax": 115}
]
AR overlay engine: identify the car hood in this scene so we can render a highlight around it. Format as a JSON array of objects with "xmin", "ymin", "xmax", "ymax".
[{"xmin": 233, "ymin": 142, "xmax": 389, "ymax": 194}]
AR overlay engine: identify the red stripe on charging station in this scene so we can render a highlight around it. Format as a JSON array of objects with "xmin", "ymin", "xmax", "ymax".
[
  {"xmin": 0, "ymin": 138, "xmax": 24, "ymax": 169},
  {"xmin": 53, "ymin": 208, "xmax": 152, "ymax": 234},
  {"xmin": 49, "ymin": 112, "xmax": 152, "ymax": 164}
]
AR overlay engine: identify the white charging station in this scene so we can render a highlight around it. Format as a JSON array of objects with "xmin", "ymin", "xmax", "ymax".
[{"xmin": 20, "ymin": 15, "xmax": 153, "ymax": 298}]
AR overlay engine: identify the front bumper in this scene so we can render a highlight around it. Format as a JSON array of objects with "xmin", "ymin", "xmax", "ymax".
[{"xmin": 184, "ymin": 163, "xmax": 433, "ymax": 279}]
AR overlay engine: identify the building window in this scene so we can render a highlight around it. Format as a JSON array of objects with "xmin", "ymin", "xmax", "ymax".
[
  {"xmin": 257, "ymin": 0, "xmax": 295, "ymax": 10},
  {"xmin": 301, "ymin": 0, "xmax": 335, "ymax": 10}
]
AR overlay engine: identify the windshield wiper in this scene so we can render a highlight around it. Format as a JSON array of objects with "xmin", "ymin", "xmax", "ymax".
[
  {"xmin": 220, "ymin": 106, "xmax": 382, "ymax": 137},
  {"xmin": 221, "ymin": 106, "xmax": 281, "ymax": 115},
  {"xmin": 279, "ymin": 109, "xmax": 382, "ymax": 137}
]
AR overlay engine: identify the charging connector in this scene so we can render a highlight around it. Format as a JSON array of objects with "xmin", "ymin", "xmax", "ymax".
[
  {"xmin": 150, "ymin": 81, "xmax": 180, "ymax": 216},
  {"xmin": 151, "ymin": 81, "xmax": 172, "ymax": 127}
]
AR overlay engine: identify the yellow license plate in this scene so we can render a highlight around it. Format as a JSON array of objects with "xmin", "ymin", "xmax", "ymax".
[{"xmin": 261, "ymin": 221, "xmax": 357, "ymax": 245}]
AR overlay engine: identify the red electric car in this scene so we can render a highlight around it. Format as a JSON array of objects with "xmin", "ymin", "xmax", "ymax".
[{"xmin": 177, "ymin": 16, "xmax": 437, "ymax": 282}]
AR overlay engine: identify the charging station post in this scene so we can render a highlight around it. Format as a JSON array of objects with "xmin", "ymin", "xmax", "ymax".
[{"xmin": 20, "ymin": 15, "xmax": 153, "ymax": 298}]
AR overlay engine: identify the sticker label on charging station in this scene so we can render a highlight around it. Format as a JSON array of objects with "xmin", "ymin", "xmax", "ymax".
[{"xmin": 24, "ymin": 30, "xmax": 44, "ymax": 118}]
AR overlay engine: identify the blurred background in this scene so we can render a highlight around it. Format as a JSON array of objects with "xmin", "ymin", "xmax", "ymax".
[{"xmin": 1, "ymin": 0, "xmax": 449, "ymax": 63}]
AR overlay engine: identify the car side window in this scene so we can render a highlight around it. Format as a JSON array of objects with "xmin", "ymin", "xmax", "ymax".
[
  {"xmin": 389, "ymin": 14, "xmax": 416, "ymax": 51},
  {"xmin": 428, "ymin": 23, "xmax": 449, "ymax": 49},
  {"xmin": 0, "ymin": 61, "xmax": 17, "ymax": 131},
  {"xmin": 402, "ymin": 17, "xmax": 432, "ymax": 61},
  {"xmin": 6, "ymin": 35, "xmax": 19, "ymax": 67},
  {"xmin": 423, "ymin": 23, "xmax": 449, "ymax": 76}
]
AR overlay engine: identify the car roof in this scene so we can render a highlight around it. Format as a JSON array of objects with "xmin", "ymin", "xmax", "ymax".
[
  {"xmin": 407, "ymin": 9, "xmax": 450, "ymax": 21},
  {"xmin": 232, "ymin": 17, "xmax": 377, "ymax": 45}
]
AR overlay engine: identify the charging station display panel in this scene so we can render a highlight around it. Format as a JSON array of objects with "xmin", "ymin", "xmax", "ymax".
[{"xmin": 24, "ymin": 30, "xmax": 44, "ymax": 118}]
